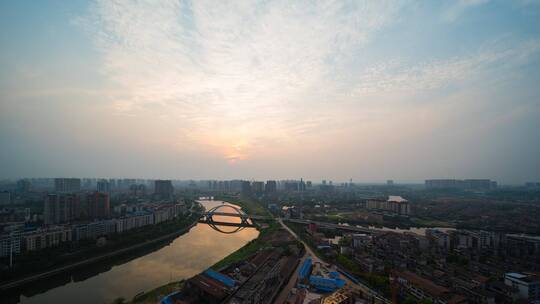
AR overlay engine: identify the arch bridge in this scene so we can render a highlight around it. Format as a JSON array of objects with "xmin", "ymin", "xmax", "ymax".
[{"xmin": 199, "ymin": 204, "xmax": 268, "ymax": 234}]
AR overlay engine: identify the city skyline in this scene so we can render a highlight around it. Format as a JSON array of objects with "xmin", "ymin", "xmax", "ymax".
[
  {"xmin": 0, "ymin": 176, "xmax": 511, "ymax": 186},
  {"xmin": 1, "ymin": 1, "xmax": 540, "ymax": 183},
  {"xmin": 2, "ymin": 2, "xmax": 540, "ymax": 303}
]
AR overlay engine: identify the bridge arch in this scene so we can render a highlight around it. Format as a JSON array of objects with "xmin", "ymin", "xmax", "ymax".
[
  {"xmin": 206, "ymin": 204, "xmax": 248, "ymax": 217},
  {"xmin": 207, "ymin": 222, "xmax": 246, "ymax": 234},
  {"xmin": 200, "ymin": 204, "xmax": 254, "ymax": 234}
]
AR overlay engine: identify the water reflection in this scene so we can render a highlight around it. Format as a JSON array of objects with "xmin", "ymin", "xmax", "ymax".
[
  {"xmin": 204, "ymin": 203, "xmax": 254, "ymax": 234},
  {"xmin": 7, "ymin": 200, "xmax": 258, "ymax": 304}
]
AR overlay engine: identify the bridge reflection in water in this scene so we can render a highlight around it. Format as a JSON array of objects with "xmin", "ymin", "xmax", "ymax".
[{"xmin": 198, "ymin": 204, "xmax": 257, "ymax": 234}]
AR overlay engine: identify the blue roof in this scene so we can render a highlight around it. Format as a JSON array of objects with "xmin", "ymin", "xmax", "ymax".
[
  {"xmin": 160, "ymin": 291, "xmax": 180, "ymax": 304},
  {"xmin": 317, "ymin": 245, "xmax": 331, "ymax": 249},
  {"xmin": 298, "ymin": 257, "xmax": 312, "ymax": 280},
  {"xmin": 328, "ymin": 271, "xmax": 340, "ymax": 279},
  {"xmin": 204, "ymin": 269, "xmax": 236, "ymax": 288},
  {"xmin": 309, "ymin": 275, "xmax": 346, "ymax": 292}
]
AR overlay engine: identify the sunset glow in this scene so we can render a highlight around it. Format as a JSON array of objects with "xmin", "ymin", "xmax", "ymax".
[{"xmin": 1, "ymin": 0, "xmax": 539, "ymax": 182}]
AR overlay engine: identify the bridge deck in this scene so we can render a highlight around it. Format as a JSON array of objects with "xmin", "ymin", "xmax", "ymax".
[
  {"xmin": 197, "ymin": 220, "xmax": 256, "ymax": 228},
  {"xmin": 202, "ymin": 212, "xmax": 270, "ymax": 220}
]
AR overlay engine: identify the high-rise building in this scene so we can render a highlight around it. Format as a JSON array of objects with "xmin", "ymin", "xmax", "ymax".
[
  {"xmin": 241, "ymin": 181, "xmax": 252, "ymax": 196},
  {"xmin": 154, "ymin": 180, "xmax": 174, "ymax": 198},
  {"xmin": 97, "ymin": 179, "xmax": 111, "ymax": 193},
  {"xmin": 0, "ymin": 191, "xmax": 11, "ymax": 205},
  {"xmin": 425, "ymin": 179, "xmax": 496, "ymax": 190},
  {"xmin": 54, "ymin": 178, "xmax": 81, "ymax": 193},
  {"xmin": 251, "ymin": 181, "xmax": 264, "ymax": 195},
  {"xmin": 130, "ymin": 184, "xmax": 146, "ymax": 196},
  {"xmin": 230, "ymin": 180, "xmax": 243, "ymax": 192},
  {"xmin": 0, "ymin": 232, "xmax": 21, "ymax": 258},
  {"xmin": 285, "ymin": 181, "xmax": 299, "ymax": 192},
  {"xmin": 109, "ymin": 179, "xmax": 117, "ymax": 190},
  {"xmin": 525, "ymin": 182, "xmax": 540, "ymax": 189},
  {"xmin": 44, "ymin": 194, "xmax": 80, "ymax": 224},
  {"xmin": 299, "ymin": 178, "xmax": 306, "ymax": 191},
  {"xmin": 82, "ymin": 178, "xmax": 93, "ymax": 189},
  {"xmin": 43, "ymin": 195, "xmax": 56, "ymax": 225},
  {"xmin": 265, "ymin": 180, "xmax": 277, "ymax": 194},
  {"xmin": 16, "ymin": 179, "xmax": 32, "ymax": 193},
  {"xmin": 387, "ymin": 180, "xmax": 394, "ymax": 186},
  {"xmin": 87, "ymin": 192, "xmax": 110, "ymax": 219}
]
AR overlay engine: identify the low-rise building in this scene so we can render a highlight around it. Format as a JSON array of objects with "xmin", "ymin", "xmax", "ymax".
[
  {"xmin": 396, "ymin": 271, "xmax": 466, "ymax": 304},
  {"xmin": 0, "ymin": 232, "xmax": 21, "ymax": 257},
  {"xmin": 506, "ymin": 234, "xmax": 540, "ymax": 257},
  {"xmin": 366, "ymin": 196, "xmax": 410, "ymax": 215},
  {"xmin": 427, "ymin": 229, "xmax": 451, "ymax": 250},
  {"xmin": 504, "ymin": 272, "xmax": 540, "ymax": 300},
  {"xmin": 23, "ymin": 226, "xmax": 72, "ymax": 251},
  {"xmin": 116, "ymin": 211, "xmax": 154, "ymax": 233}
]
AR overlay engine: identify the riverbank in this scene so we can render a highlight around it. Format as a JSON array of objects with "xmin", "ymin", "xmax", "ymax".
[
  {"xmin": 120, "ymin": 221, "xmax": 280, "ymax": 304},
  {"xmin": 211, "ymin": 220, "xmax": 278, "ymax": 270},
  {"xmin": 123, "ymin": 197, "xmax": 275, "ymax": 303},
  {"xmin": 0, "ymin": 208, "xmax": 202, "ymax": 292},
  {"xmin": 209, "ymin": 196, "xmax": 275, "ymax": 269},
  {"xmin": 119, "ymin": 281, "xmax": 184, "ymax": 304},
  {"xmin": 213, "ymin": 195, "xmax": 273, "ymax": 217}
]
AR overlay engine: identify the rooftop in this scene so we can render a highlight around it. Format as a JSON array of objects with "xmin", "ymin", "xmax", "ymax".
[
  {"xmin": 388, "ymin": 195, "xmax": 408, "ymax": 203},
  {"xmin": 398, "ymin": 271, "xmax": 449, "ymax": 297},
  {"xmin": 505, "ymin": 272, "xmax": 540, "ymax": 283}
]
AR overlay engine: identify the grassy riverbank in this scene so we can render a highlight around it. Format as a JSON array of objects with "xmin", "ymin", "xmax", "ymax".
[
  {"xmin": 114, "ymin": 280, "xmax": 184, "ymax": 304},
  {"xmin": 212, "ymin": 220, "xmax": 278, "ymax": 270},
  {"xmin": 210, "ymin": 195, "xmax": 276, "ymax": 269},
  {"xmin": 213, "ymin": 194, "xmax": 272, "ymax": 217}
]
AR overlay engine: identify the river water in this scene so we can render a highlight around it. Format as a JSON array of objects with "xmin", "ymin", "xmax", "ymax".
[{"xmin": 8, "ymin": 200, "xmax": 258, "ymax": 304}]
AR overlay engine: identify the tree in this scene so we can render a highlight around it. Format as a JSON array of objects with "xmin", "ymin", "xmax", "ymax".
[{"xmin": 403, "ymin": 296, "xmax": 417, "ymax": 304}]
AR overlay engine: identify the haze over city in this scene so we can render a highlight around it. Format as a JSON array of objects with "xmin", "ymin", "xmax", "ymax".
[
  {"xmin": 3, "ymin": 2, "xmax": 540, "ymax": 304},
  {"xmin": 1, "ymin": 0, "xmax": 540, "ymax": 183}
]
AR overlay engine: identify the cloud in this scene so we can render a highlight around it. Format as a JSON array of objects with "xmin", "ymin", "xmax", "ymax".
[
  {"xmin": 350, "ymin": 38, "xmax": 540, "ymax": 97},
  {"xmin": 83, "ymin": 0, "xmax": 406, "ymax": 160},
  {"xmin": 73, "ymin": 0, "xmax": 540, "ymax": 180},
  {"xmin": 442, "ymin": 0, "xmax": 490, "ymax": 23}
]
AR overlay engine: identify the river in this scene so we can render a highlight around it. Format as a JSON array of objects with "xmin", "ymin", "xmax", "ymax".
[{"xmin": 5, "ymin": 199, "xmax": 259, "ymax": 304}]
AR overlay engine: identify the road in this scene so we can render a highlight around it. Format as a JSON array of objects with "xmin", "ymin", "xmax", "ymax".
[
  {"xmin": 273, "ymin": 218, "xmax": 322, "ymax": 304},
  {"xmin": 274, "ymin": 219, "xmax": 306, "ymax": 304},
  {"xmin": 284, "ymin": 218, "xmax": 376, "ymax": 234},
  {"xmin": 278, "ymin": 218, "xmax": 321, "ymax": 263},
  {"xmin": 274, "ymin": 218, "xmax": 392, "ymax": 304}
]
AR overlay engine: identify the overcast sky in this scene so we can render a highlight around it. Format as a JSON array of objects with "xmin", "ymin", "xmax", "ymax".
[{"xmin": 1, "ymin": 0, "xmax": 539, "ymax": 183}]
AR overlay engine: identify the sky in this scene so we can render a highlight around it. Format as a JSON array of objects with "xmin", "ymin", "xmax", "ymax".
[{"xmin": 1, "ymin": 0, "xmax": 540, "ymax": 184}]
